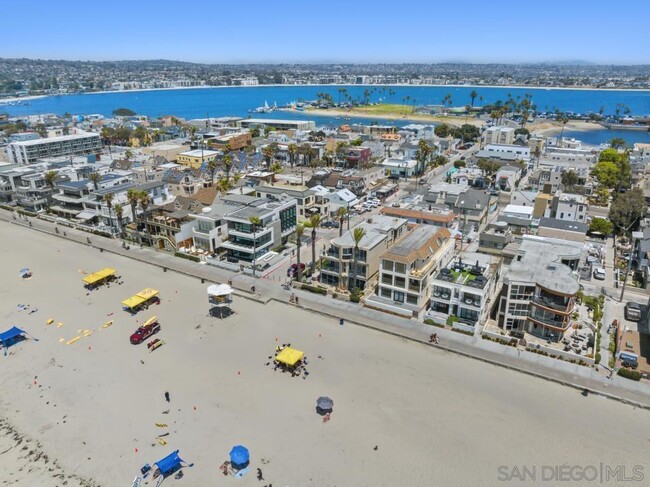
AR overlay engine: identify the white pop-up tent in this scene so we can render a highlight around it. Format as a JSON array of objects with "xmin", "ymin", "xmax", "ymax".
[{"xmin": 207, "ymin": 284, "xmax": 233, "ymax": 318}]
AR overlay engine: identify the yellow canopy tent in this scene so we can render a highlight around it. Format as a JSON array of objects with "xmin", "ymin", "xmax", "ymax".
[
  {"xmin": 275, "ymin": 347, "xmax": 304, "ymax": 367},
  {"xmin": 82, "ymin": 268, "xmax": 117, "ymax": 286},
  {"xmin": 122, "ymin": 288, "xmax": 159, "ymax": 309}
]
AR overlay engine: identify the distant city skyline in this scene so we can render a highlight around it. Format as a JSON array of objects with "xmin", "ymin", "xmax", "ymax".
[{"xmin": 3, "ymin": 0, "xmax": 650, "ymax": 64}]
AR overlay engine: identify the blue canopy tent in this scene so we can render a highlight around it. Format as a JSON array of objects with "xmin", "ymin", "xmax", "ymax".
[
  {"xmin": 155, "ymin": 450, "xmax": 183, "ymax": 477},
  {"xmin": 229, "ymin": 445, "xmax": 250, "ymax": 469},
  {"xmin": 0, "ymin": 326, "xmax": 37, "ymax": 356}
]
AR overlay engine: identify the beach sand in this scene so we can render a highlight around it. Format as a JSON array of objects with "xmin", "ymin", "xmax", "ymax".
[{"xmin": 0, "ymin": 221, "xmax": 648, "ymax": 486}]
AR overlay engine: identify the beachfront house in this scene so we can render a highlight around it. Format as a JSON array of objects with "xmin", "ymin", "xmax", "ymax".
[
  {"xmin": 220, "ymin": 195, "xmax": 297, "ymax": 263},
  {"xmin": 365, "ymin": 225, "xmax": 454, "ymax": 318},
  {"xmin": 495, "ymin": 236, "xmax": 582, "ymax": 340},
  {"xmin": 320, "ymin": 215, "xmax": 408, "ymax": 291},
  {"xmin": 427, "ymin": 252, "xmax": 501, "ymax": 330}
]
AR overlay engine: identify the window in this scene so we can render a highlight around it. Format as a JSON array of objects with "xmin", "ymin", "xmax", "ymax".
[
  {"xmin": 406, "ymin": 294, "xmax": 418, "ymax": 305},
  {"xmin": 380, "ymin": 288, "xmax": 391, "ymax": 298},
  {"xmin": 394, "ymin": 276, "xmax": 406, "ymax": 288},
  {"xmin": 382, "ymin": 260, "xmax": 394, "ymax": 272},
  {"xmin": 395, "ymin": 262, "xmax": 407, "ymax": 274},
  {"xmin": 393, "ymin": 291, "xmax": 405, "ymax": 303},
  {"xmin": 381, "ymin": 274, "xmax": 392, "ymax": 285}
]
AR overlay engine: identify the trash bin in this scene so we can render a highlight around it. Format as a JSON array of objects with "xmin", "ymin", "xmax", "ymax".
[{"xmin": 339, "ymin": 319, "xmax": 344, "ymax": 326}]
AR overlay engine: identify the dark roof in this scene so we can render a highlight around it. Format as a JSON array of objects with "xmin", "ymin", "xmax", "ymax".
[
  {"xmin": 538, "ymin": 218, "xmax": 588, "ymax": 233},
  {"xmin": 456, "ymin": 189, "xmax": 490, "ymax": 210},
  {"xmin": 110, "ymin": 159, "xmax": 133, "ymax": 171}
]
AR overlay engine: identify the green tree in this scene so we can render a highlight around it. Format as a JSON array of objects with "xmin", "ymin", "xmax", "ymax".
[
  {"xmin": 609, "ymin": 188, "xmax": 647, "ymax": 233},
  {"xmin": 336, "ymin": 206, "xmax": 348, "ymax": 237},
  {"xmin": 349, "ymin": 227, "xmax": 367, "ymax": 291},
  {"xmin": 294, "ymin": 223, "xmax": 305, "ymax": 282},
  {"xmin": 248, "ymin": 216, "xmax": 262, "ymax": 277},
  {"xmin": 103, "ymin": 192, "xmax": 114, "ymax": 230},
  {"xmin": 287, "ymin": 143, "xmax": 298, "ymax": 169},
  {"xmin": 434, "ymin": 123, "xmax": 452, "ymax": 138},
  {"xmin": 208, "ymin": 159, "xmax": 218, "ymax": 186},
  {"xmin": 222, "ymin": 153, "xmax": 233, "ymax": 180},
  {"xmin": 114, "ymin": 203, "xmax": 124, "ymax": 236},
  {"xmin": 454, "ymin": 160, "xmax": 466, "ymax": 169},
  {"xmin": 589, "ymin": 217, "xmax": 614, "ymax": 236},
  {"xmin": 561, "ymin": 170, "xmax": 579, "ymax": 190},
  {"xmin": 127, "ymin": 188, "xmax": 140, "ymax": 224},
  {"xmin": 304, "ymin": 213, "xmax": 323, "ymax": 273},
  {"xmin": 477, "ymin": 158, "xmax": 500, "ymax": 176},
  {"xmin": 469, "ymin": 90, "xmax": 478, "ymax": 108},
  {"xmin": 112, "ymin": 108, "xmax": 136, "ymax": 116},
  {"xmin": 89, "ymin": 171, "xmax": 101, "ymax": 190},
  {"xmin": 609, "ymin": 137, "xmax": 626, "ymax": 149},
  {"xmin": 44, "ymin": 170, "xmax": 57, "ymax": 189},
  {"xmin": 591, "ymin": 160, "xmax": 620, "ymax": 188}
]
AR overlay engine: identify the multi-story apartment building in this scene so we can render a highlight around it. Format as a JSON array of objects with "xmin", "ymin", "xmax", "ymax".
[
  {"xmin": 428, "ymin": 252, "xmax": 501, "ymax": 329},
  {"xmin": 220, "ymin": 195, "xmax": 297, "ymax": 262},
  {"xmin": 320, "ymin": 215, "xmax": 408, "ymax": 290},
  {"xmin": 14, "ymin": 171, "xmax": 53, "ymax": 212},
  {"xmin": 255, "ymin": 184, "xmax": 330, "ymax": 219},
  {"xmin": 496, "ymin": 236, "xmax": 583, "ymax": 340},
  {"xmin": 547, "ymin": 193, "xmax": 588, "ymax": 223},
  {"xmin": 176, "ymin": 149, "xmax": 220, "ymax": 169},
  {"xmin": 7, "ymin": 132, "xmax": 102, "ymax": 165},
  {"xmin": 483, "ymin": 126, "xmax": 515, "ymax": 146},
  {"xmin": 366, "ymin": 225, "xmax": 454, "ymax": 318}
]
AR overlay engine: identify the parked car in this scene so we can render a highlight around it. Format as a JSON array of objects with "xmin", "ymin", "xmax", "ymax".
[
  {"xmin": 287, "ymin": 263, "xmax": 306, "ymax": 277},
  {"xmin": 321, "ymin": 221, "xmax": 334, "ymax": 228},
  {"xmin": 625, "ymin": 302, "xmax": 642, "ymax": 321},
  {"xmin": 130, "ymin": 317, "xmax": 160, "ymax": 344},
  {"xmin": 593, "ymin": 268, "xmax": 606, "ymax": 280}
]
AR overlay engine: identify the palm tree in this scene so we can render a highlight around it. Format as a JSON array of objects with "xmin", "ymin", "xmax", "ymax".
[
  {"xmin": 89, "ymin": 171, "xmax": 101, "ymax": 190},
  {"xmin": 114, "ymin": 203, "xmax": 124, "ymax": 236},
  {"xmin": 215, "ymin": 177, "xmax": 232, "ymax": 195},
  {"xmin": 124, "ymin": 149, "xmax": 133, "ymax": 161},
  {"xmin": 223, "ymin": 153, "xmax": 233, "ymax": 181},
  {"xmin": 138, "ymin": 191, "xmax": 151, "ymax": 223},
  {"xmin": 248, "ymin": 216, "xmax": 261, "ymax": 277},
  {"xmin": 103, "ymin": 192, "xmax": 114, "ymax": 230},
  {"xmin": 305, "ymin": 213, "xmax": 323, "ymax": 273},
  {"xmin": 417, "ymin": 139, "xmax": 432, "ymax": 175},
  {"xmin": 287, "ymin": 143, "xmax": 298, "ymax": 169},
  {"xmin": 44, "ymin": 170, "xmax": 57, "ymax": 189},
  {"xmin": 127, "ymin": 188, "xmax": 140, "ymax": 225},
  {"xmin": 336, "ymin": 207, "xmax": 348, "ymax": 237},
  {"xmin": 294, "ymin": 223, "xmax": 305, "ymax": 282},
  {"xmin": 470, "ymin": 90, "xmax": 478, "ymax": 108},
  {"xmin": 349, "ymin": 227, "xmax": 367, "ymax": 291},
  {"xmin": 558, "ymin": 116, "xmax": 569, "ymax": 146},
  {"xmin": 207, "ymin": 159, "xmax": 218, "ymax": 186}
]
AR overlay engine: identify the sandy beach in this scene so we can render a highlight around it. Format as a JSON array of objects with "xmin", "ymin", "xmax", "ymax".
[
  {"xmin": 1, "ymin": 221, "xmax": 649, "ymax": 486},
  {"xmin": 292, "ymin": 107, "xmax": 485, "ymax": 127}
]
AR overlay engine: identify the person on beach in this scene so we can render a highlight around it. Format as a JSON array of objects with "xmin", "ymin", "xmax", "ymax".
[{"xmin": 164, "ymin": 391, "xmax": 170, "ymax": 403}]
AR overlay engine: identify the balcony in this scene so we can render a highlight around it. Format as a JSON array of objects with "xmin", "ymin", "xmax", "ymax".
[
  {"xmin": 460, "ymin": 295, "xmax": 482, "ymax": 308},
  {"xmin": 531, "ymin": 295, "xmax": 574, "ymax": 314},
  {"xmin": 432, "ymin": 287, "xmax": 452, "ymax": 300},
  {"xmin": 527, "ymin": 311, "xmax": 569, "ymax": 330},
  {"xmin": 228, "ymin": 226, "xmax": 272, "ymax": 239}
]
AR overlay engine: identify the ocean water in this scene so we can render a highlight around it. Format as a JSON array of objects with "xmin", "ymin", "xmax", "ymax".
[{"xmin": 3, "ymin": 85, "xmax": 650, "ymax": 145}]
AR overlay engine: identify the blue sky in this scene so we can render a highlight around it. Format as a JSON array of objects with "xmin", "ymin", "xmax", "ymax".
[{"xmin": 3, "ymin": 0, "xmax": 649, "ymax": 64}]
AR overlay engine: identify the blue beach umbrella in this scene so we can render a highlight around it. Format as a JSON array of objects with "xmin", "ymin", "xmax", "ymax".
[{"xmin": 229, "ymin": 445, "xmax": 250, "ymax": 466}]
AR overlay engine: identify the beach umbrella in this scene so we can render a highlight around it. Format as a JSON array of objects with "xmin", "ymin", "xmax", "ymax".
[
  {"xmin": 229, "ymin": 445, "xmax": 250, "ymax": 467},
  {"xmin": 316, "ymin": 396, "xmax": 334, "ymax": 413},
  {"xmin": 19, "ymin": 267, "xmax": 30, "ymax": 276}
]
